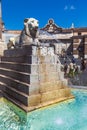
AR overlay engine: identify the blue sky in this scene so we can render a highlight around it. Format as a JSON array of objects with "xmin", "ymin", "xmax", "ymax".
[{"xmin": 2, "ymin": 0, "xmax": 87, "ymax": 30}]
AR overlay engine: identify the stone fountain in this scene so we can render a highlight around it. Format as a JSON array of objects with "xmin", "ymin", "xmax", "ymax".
[{"xmin": 0, "ymin": 18, "xmax": 73, "ymax": 112}]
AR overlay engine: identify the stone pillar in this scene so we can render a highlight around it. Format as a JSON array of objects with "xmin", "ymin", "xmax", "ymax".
[
  {"xmin": 0, "ymin": 0, "xmax": 6, "ymax": 56},
  {"xmin": 0, "ymin": 0, "xmax": 3, "ymax": 39}
]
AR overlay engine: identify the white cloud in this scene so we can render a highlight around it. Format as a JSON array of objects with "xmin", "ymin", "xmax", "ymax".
[
  {"xmin": 64, "ymin": 5, "xmax": 68, "ymax": 10},
  {"xmin": 70, "ymin": 5, "xmax": 76, "ymax": 10},
  {"xmin": 64, "ymin": 5, "xmax": 76, "ymax": 11}
]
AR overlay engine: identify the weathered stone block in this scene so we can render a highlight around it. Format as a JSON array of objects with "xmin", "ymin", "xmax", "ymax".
[
  {"xmin": 41, "ymin": 88, "xmax": 68, "ymax": 103},
  {"xmin": 39, "ymin": 81, "xmax": 62, "ymax": 93},
  {"xmin": 4, "ymin": 45, "xmax": 36, "ymax": 57},
  {"xmin": 39, "ymin": 73, "xmax": 58, "ymax": 82},
  {"xmin": 29, "ymin": 83, "xmax": 40, "ymax": 95},
  {"xmin": 58, "ymin": 89, "xmax": 66, "ymax": 98},
  {"xmin": 28, "ymin": 94, "xmax": 41, "ymax": 106},
  {"xmin": 41, "ymin": 91, "xmax": 55, "ymax": 102},
  {"xmin": 64, "ymin": 88, "xmax": 71, "ymax": 97}
]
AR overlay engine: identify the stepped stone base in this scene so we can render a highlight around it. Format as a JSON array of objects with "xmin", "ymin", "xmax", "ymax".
[{"xmin": 0, "ymin": 45, "xmax": 73, "ymax": 112}]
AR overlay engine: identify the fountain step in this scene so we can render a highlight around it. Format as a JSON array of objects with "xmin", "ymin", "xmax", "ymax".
[
  {"xmin": 39, "ymin": 81, "xmax": 67, "ymax": 93},
  {"xmin": 0, "ymin": 74, "xmax": 67, "ymax": 96},
  {"xmin": 1, "ymin": 82, "xmax": 41, "ymax": 106},
  {"xmin": 0, "ymin": 65, "xmax": 59, "ymax": 76},
  {"xmin": 0, "ymin": 67, "xmax": 62, "ymax": 84},
  {"xmin": 0, "ymin": 74, "xmax": 40, "ymax": 95},
  {"xmin": 3, "ymin": 88, "xmax": 74, "ymax": 112},
  {"xmin": 0, "ymin": 67, "xmax": 29, "ymax": 75},
  {"xmin": 0, "ymin": 80, "xmax": 72, "ymax": 107},
  {"xmin": 1, "ymin": 55, "xmax": 45, "ymax": 64},
  {"xmin": 1, "ymin": 54, "xmax": 58, "ymax": 64},
  {"xmin": 0, "ymin": 68, "xmax": 39, "ymax": 84},
  {"xmin": 0, "ymin": 62, "xmax": 39, "ymax": 74},
  {"xmin": 3, "ymin": 92, "xmax": 29, "ymax": 112},
  {"xmin": 40, "ymin": 88, "xmax": 72, "ymax": 103},
  {"xmin": 0, "ymin": 82, "xmax": 28, "ymax": 97},
  {"xmin": 0, "ymin": 61, "xmax": 59, "ymax": 74}
]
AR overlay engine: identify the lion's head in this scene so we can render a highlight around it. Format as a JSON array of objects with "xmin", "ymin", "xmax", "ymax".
[
  {"xmin": 19, "ymin": 18, "xmax": 39, "ymax": 46},
  {"xmin": 24, "ymin": 18, "xmax": 39, "ymax": 30},
  {"xmin": 24, "ymin": 18, "xmax": 39, "ymax": 38}
]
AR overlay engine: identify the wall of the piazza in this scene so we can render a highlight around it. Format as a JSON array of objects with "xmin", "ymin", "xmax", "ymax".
[
  {"xmin": 81, "ymin": 32, "xmax": 87, "ymax": 35},
  {"xmin": 73, "ymin": 32, "xmax": 87, "ymax": 36},
  {"xmin": 2, "ymin": 30, "xmax": 20, "ymax": 44},
  {"xmin": 72, "ymin": 36, "xmax": 87, "ymax": 59},
  {"xmin": 73, "ymin": 29, "xmax": 87, "ymax": 36},
  {"xmin": 2, "ymin": 33, "xmax": 19, "ymax": 44}
]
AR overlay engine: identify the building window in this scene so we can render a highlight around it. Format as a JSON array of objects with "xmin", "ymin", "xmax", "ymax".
[
  {"xmin": 73, "ymin": 39, "xmax": 79, "ymax": 43},
  {"xmin": 78, "ymin": 32, "xmax": 81, "ymax": 36}
]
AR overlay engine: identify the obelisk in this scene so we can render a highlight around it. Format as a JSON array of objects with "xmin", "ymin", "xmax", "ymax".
[
  {"xmin": 0, "ymin": 0, "xmax": 3, "ymax": 39},
  {"xmin": 0, "ymin": 0, "xmax": 7, "ymax": 55}
]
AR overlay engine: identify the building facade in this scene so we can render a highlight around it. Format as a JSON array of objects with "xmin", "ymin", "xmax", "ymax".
[
  {"xmin": 41, "ymin": 19, "xmax": 87, "ymax": 59},
  {"xmin": 1, "ymin": 17, "xmax": 87, "ymax": 58}
]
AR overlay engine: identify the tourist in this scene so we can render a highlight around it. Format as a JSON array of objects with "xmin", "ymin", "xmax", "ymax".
[
  {"xmin": 74, "ymin": 65, "xmax": 79, "ymax": 75},
  {"xmin": 80, "ymin": 58, "xmax": 86, "ymax": 71},
  {"xmin": 72, "ymin": 56, "xmax": 75, "ymax": 64},
  {"xmin": 68, "ymin": 62, "xmax": 74, "ymax": 77},
  {"xmin": 64, "ymin": 61, "xmax": 68, "ymax": 77}
]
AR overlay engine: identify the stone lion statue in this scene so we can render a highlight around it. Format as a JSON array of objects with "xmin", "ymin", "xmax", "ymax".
[
  {"xmin": 7, "ymin": 18, "xmax": 39, "ymax": 49},
  {"xmin": 19, "ymin": 18, "xmax": 39, "ymax": 46}
]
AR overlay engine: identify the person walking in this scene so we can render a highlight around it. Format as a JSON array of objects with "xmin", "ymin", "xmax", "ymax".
[
  {"xmin": 64, "ymin": 61, "xmax": 68, "ymax": 77},
  {"xmin": 81, "ymin": 58, "xmax": 86, "ymax": 71}
]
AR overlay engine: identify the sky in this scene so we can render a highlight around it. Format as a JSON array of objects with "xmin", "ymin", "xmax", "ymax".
[{"xmin": 2, "ymin": 0, "xmax": 87, "ymax": 30}]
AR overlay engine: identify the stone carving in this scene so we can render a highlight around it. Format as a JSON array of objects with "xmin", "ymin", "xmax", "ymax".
[
  {"xmin": 7, "ymin": 18, "xmax": 39, "ymax": 49},
  {"xmin": 19, "ymin": 18, "xmax": 39, "ymax": 46}
]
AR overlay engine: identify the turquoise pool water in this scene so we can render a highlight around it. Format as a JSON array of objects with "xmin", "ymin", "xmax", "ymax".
[{"xmin": 0, "ymin": 90, "xmax": 87, "ymax": 130}]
